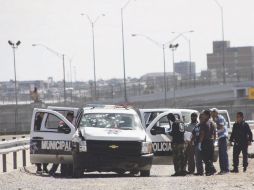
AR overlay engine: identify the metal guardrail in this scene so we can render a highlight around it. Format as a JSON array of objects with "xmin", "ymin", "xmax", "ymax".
[
  {"xmin": 0, "ymin": 137, "xmax": 30, "ymax": 149},
  {"xmin": 0, "ymin": 145, "xmax": 30, "ymax": 172},
  {"xmin": 0, "ymin": 137, "xmax": 30, "ymax": 173}
]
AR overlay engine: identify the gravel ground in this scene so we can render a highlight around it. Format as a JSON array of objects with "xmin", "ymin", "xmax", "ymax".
[{"xmin": 0, "ymin": 145, "xmax": 254, "ymax": 190}]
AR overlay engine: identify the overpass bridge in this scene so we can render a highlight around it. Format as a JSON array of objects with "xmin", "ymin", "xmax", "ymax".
[{"xmin": 103, "ymin": 81, "xmax": 253, "ymax": 108}]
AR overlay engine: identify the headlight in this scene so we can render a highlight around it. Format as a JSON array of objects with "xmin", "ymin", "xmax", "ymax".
[
  {"xmin": 141, "ymin": 142, "xmax": 153, "ymax": 154},
  {"xmin": 79, "ymin": 141, "xmax": 87, "ymax": 152}
]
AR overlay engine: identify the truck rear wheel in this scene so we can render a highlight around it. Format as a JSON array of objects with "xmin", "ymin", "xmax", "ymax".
[
  {"xmin": 116, "ymin": 169, "xmax": 126, "ymax": 175},
  {"xmin": 140, "ymin": 170, "xmax": 150, "ymax": 177},
  {"xmin": 72, "ymin": 157, "xmax": 83, "ymax": 178},
  {"xmin": 130, "ymin": 170, "xmax": 139, "ymax": 175},
  {"xmin": 72, "ymin": 167, "xmax": 83, "ymax": 178}
]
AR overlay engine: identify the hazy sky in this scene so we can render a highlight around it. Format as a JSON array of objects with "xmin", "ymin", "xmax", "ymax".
[{"xmin": 1, "ymin": 0, "xmax": 254, "ymax": 82}]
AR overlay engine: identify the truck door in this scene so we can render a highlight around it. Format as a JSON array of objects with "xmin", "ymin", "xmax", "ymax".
[
  {"xmin": 30, "ymin": 108, "xmax": 75, "ymax": 164},
  {"xmin": 47, "ymin": 106, "xmax": 82, "ymax": 127},
  {"xmin": 146, "ymin": 112, "xmax": 175, "ymax": 165}
]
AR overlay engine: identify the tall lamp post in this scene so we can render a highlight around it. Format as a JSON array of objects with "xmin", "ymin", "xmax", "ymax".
[
  {"xmin": 8, "ymin": 40, "xmax": 21, "ymax": 133},
  {"xmin": 81, "ymin": 13, "xmax": 105, "ymax": 101},
  {"xmin": 32, "ymin": 43, "xmax": 66, "ymax": 104},
  {"xmin": 213, "ymin": 0, "xmax": 226, "ymax": 84},
  {"xmin": 171, "ymin": 31, "xmax": 194, "ymax": 81},
  {"xmin": 121, "ymin": 0, "xmax": 136, "ymax": 103},
  {"xmin": 169, "ymin": 43, "xmax": 179, "ymax": 107},
  {"xmin": 132, "ymin": 34, "xmax": 176, "ymax": 106}
]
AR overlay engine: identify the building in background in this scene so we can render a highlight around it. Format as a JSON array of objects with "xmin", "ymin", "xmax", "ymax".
[
  {"xmin": 174, "ymin": 61, "xmax": 196, "ymax": 80},
  {"xmin": 207, "ymin": 41, "xmax": 254, "ymax": 82}
]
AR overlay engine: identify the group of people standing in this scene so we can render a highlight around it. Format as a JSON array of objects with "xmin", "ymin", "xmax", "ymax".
[{"xmin": 167, "ymin": 109, "xmax": 253, "ymax": 176}]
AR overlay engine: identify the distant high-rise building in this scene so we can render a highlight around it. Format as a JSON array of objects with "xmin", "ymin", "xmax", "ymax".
[
  {"xmin": 174, "ymin": 61, "xmax": 196, "ymax": 79},
  {"xmin": 207, "ymin": 41, "xmax": 254, "ymax": 81}
]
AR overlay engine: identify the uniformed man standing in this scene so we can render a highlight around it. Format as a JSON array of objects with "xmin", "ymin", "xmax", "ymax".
[
  {"xmin": 198, "ymin": 110, "xmax": 217, "ymax": 176},
  {"xmin": 167, "ymin": 113, "xmax": 186, "ymax": 176},
  {"xmin": 191, "ymin": 113, "xmax": 204, "ymax": 176},
  {"xmin": 185, "ymin": 112, "xmax": 199, "ymax": 174},
  {"xmin": 229, "ymin": 112, "xmax": 253, "ymax": 173},
  {"xmin": 34, "ymin": 112, "xmax": 49, "ymax": 174},
  {"xmin": 49, "ymin": 112, "xmax": 74, "ymax": 176}
]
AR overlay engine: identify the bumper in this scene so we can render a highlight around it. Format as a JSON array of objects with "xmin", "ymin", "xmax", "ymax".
[{"xmin": 73, "ymin": 152, "xmax": 153, "ymax": 172}]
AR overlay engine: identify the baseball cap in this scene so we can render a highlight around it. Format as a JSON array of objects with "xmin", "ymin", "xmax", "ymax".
[{"xmin": 210, "ymin": 108, "xmax": 219, "ymax": 113}]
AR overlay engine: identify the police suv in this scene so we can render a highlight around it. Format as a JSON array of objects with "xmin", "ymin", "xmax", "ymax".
[{"xmin": 30, "ymin": 105, "xmax": 154, "ymax": 177}]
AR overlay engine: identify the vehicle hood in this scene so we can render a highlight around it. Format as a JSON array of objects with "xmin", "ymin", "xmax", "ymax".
[{"xmin": 80, "ymin": 127, "xmax": 146, "ymax": 141}]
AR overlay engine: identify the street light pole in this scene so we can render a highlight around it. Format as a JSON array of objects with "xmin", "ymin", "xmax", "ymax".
[
  {"xmin": 81, "ymin": 13, "xmax": 105, "ymax": 101},
  {"xmin": 121, "ymin": 0, "xmax": 134, "ymax": 103},
  {"xmin": 169, "ymin": 43, "xmax": 179, "ymax": 107},
  {"xmin": 132, "ymin": 34, "xmax": 177, "ymax": 107},
  {"xmin": 121, "ymin": 8, "xmax": 127, "ymax": 103},
  {"xmin": 91, "ymin": 22, "xmax": 97, "ymax": 100},
  {"xmin": 8, "ymin": 40, "xmax": 21, "ymax": 134},
  {"xmin": 171, "ymin": 31, "xmax": 194, "ymax": 85},
  {"xmin": 32, "ymin": 43, "xmax": 66, "ymax": 104},
  {"xmin": 62, "ymin": 54, "xmax": 66, "ymax": 103},
  {"xmin": 162, "ymin": 44, "xmax": 167, "ymax": 106},
  {"xmin": 213, "ymin": 0, "xmax": 226, "ymax": 84}
]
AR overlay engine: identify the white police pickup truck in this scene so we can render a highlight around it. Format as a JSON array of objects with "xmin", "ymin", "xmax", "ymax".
[{"xmin": 30, "ymin": 105, "xmax": 154, "ymax": 177}]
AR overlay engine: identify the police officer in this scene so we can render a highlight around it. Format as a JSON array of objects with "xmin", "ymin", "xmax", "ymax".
[
  {"xmin": 191, "ymin": 113, "xmax": 204, "ymax": 176},
  {"xmin": 34, "ymin": 112, "xmax": 49, "ymax": 174},
  {"xmin": 185, "ymin": 112, "xmax": 199, "ymax": 174},
  {"xmin": 229, "ymin": 112, "xmax": 253, "ymax": 173},
  {"xmin": 49, "ymin": 112, "xmax": 74, "ymax": 176},
  {"xmin": 211, "ymin": 108, "xmax": 229, "ymax": 174},
  {"xmin": 198, "ymin": 110, "xmax": 216, "ymax": 176},
  {"xmin": 167, "ymin": 113, "xmax": 186, "ymax": 176}
]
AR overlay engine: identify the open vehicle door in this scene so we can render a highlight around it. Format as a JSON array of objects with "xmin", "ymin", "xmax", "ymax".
[
  {"xmin": 146, "ymin": 111, "xmax": 182, "ymax": 165},
  {"xmin": 30, "ymin": 108, "xmax": 76, "ymax": 164},
  {"xmin": 47, "ymin": 106, "xmax": 83, "ymax": 128}
]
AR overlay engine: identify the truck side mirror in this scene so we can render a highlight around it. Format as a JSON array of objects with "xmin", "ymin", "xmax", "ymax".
[
  {"xmin": 58, "ymin": 125, "xmax": 71, "ymax": 134},
  {"xmin": 150, "ymin": 126, "xmax": 165, "ymax": 135}
]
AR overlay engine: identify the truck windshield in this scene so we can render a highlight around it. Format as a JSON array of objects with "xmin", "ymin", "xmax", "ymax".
[{"xmin": 79, "ymin": 113, "xmax": 139, "ymax": 130}]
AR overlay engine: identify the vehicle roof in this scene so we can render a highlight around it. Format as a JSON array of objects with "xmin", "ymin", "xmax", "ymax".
[
  {"xmin": 178, "ymin": 109, "xmax": 198, "ymax": 112},
  {"xmin": 218, "ymin": 110, "xmax": 228, "ymax": 113},
  {"xmin": 83, "ymin": 107, "xmax": 138, "ymax": 115},
  {"xmin": 47, "ymin": 106, "xmax": 80, "ymax": 111},
  {"xmin": 140, "ymin": 108, "xmax": 197, "ymax": 113}
]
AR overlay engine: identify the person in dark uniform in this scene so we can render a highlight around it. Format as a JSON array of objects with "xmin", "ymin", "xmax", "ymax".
[
  {"xmin": 229, "ymin": 112, "xmax": 253, "ymax": 173},
  {"xmin": 167, "ymin": 113, "xmax": 186, "ymax": 176},
  {"xmin": 34, "ymin": 112, "xmax": 49, "ymax": 174},
  {"xmin": 191, "ymin": 113, "xmax": 203, "ymax": 176},
  {"xmin": 198, "ymin": 110, "xmax": 217, "ymax": 176},
  {"xmin": 185, "ymin": 112, "xmax": 199, "ymax": 174},
  {"xmin": 49, "ymin": 112, "xmax": 74, "ymax": 176}
]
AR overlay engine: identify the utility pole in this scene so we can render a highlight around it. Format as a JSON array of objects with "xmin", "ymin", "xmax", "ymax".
[
  {"xmin": 8, "ymin": 40, "xmax": 21, "ymax": 134},
  {"xmin": 169, "ymin": 43, "xmax": 179, "ymax": 107}
]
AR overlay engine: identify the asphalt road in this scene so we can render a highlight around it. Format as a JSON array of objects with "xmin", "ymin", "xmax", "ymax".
[{"xmin": 0, "ymin": 155, "xmax": 254, "ymax": 190}]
